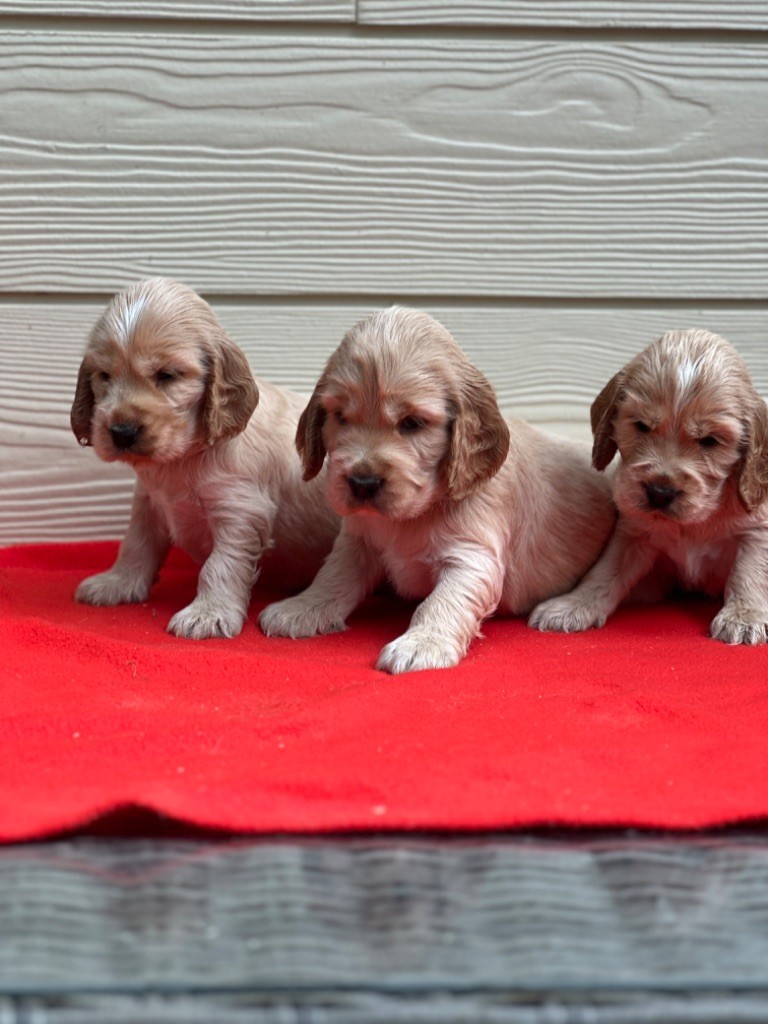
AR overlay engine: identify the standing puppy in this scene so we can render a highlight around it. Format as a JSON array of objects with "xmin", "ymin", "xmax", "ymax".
[
  {"xmin": 71, "ymin": 277, "xmax": 338, "ymax": 638},
  {"xmin": 259, "ymin": 307, "xmax": 615, "ymax": 673},
  {"xmin": 530, "ymin": 329, "xmax": 768, "ymax": 644}
]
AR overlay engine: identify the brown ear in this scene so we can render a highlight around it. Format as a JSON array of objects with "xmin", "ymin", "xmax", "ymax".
[
  {"xmin": 70, "ymin": 360, "xmax": 95, "ymax": 446},
  {"xmin": 446, "ymin": 364, "xmax": 510, "ymax": 501},
  {"xmin": 590, "ymin": 370, "xmax": 625, "ymax": 471},
  {"xmin": 295, "ymin": 385, "xmax": 327, "ymax": 481},
  {"xmin": 203, "ymin": 333, "xmax": 259, "ymax": 445},
  {"xmin": 739, "ymin": 398, "xmax": 768, "ymax": 512}
]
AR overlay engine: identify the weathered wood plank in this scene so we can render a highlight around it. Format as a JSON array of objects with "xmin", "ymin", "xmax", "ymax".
[
  {"xmin": 0, "ymin": 33, "xmax": 765, "ymax": 298},
  {"xmin": 15, "ymin": 992, "xmax": 768, "ymax": 1022},
  {"xmin": 1, "ymin": 301, "xmax": 767, "ymax": 545},
  {"xmin": 358, "ymin": 1, "xmax": 768, "ymax": 30},
  {"xmin": 0, "ymin": 1, "xmax": 355, "ymax": 20},
  {"xmin": 2, "ymin": 836, "xmax": 768, "ymax": 994}
]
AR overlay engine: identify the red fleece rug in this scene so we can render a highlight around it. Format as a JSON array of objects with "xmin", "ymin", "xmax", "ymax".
[{"xmin": 1, "ymin": 542, "xmax": 767, "ymax": 841}]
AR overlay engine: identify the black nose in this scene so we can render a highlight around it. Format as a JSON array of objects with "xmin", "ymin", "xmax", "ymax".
[
  {"xmin": 110, "ymin": 422, "xmax": 142, "ymax": 450},
  {"xmin": 348, "ymin": 474, "xmax": 384, "ymax": 501},
  {"xmin": 644, "ymin": 482, "xmax": 678, "ymax": 509}
]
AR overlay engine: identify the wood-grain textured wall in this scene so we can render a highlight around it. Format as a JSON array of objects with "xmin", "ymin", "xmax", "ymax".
[{"xmin": 0, "ymin": 3, "xmax": 766, "ymax": 543}]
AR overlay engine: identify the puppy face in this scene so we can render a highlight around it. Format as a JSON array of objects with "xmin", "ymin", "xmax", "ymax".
[
  {"xmin": 297, "ymin": 307, "xmax": 509, "ymax": 521},
  {"xmin": 592, "ymin": 329, "xmax": 768, "ymax": 523},
  {"xmin": 71, "ymin": 278, "xmax": 258, "ymax": 464}
]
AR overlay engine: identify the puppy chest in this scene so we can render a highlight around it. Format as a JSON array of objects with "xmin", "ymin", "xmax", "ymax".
[
  {"xmin": 666, "ymin": 537, "xmax": 739, "ymax": 595},
  {"xmin": 153, "ymin": 495, "xmax": 213, "ymax": 564},
  {"xmin": 383, "ymin": 550, "xmax": 437, "ymax": 599}
]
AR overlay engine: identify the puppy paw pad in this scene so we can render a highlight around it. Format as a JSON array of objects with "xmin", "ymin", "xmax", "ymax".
[
  {"xmin": 75, "ymin": 572, "xmax": 150, "ymax": 606},
  {"xmin": 376, "ymin": 632, "xmax": 461, "ymax": 674},
  {"xmin": 258, "ymin": 599, "xmax": 346, "ymax": 639},
  {"xmin": 710, "ymin": 609, "xmax": 768, "ymax": 646},
  {"xmin": 168, "ymin": 603, "xmax": 245, "ymax": 640},
  {"xmin": 529, "ymin": 596, "xmax": 605, "ymax": 633}
]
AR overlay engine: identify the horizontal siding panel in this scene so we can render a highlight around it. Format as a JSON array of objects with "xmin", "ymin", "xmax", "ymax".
[
  {"xmin": 2, "ymin": 0, "xmax": 761, "ymax": 28},
  {"xmin": 358, "ymin": 1, "xmax": 768, "ymax": 30},
  {"xmin": 0, "ymin": 1, "xmax": 355, "ymax": 20},
  {"xmin": 0, "ymin": 33, "xmax": 766, "ymax": 298},
  {"xmin": 1, "ymin": 300, "xmax": 767, "ymax": 544}
]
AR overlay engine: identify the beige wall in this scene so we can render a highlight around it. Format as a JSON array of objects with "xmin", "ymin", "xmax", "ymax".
[{"xmin": 1, "ymin": 3, "xmax": 766, "ymax": 542}]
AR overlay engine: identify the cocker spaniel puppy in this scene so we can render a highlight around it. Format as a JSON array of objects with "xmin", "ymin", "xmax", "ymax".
[
  {"xmin": 258, "ymin": 307, "xmax": 615, "ymax": 673},
  {"xmin": 530, "ymin": 328, "xmax": 768, "ymax": 644},
  {"xmin": 70, "ymin": 277, "xmax": 338, "ymax": 639}
]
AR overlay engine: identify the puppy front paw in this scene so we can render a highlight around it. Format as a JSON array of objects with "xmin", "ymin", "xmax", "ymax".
[
  {"xmin": 710, "ymin": 605, "xmax": 768, "ymax": 646},
  {"xmin": 76, "ymin": 571, "xmax": 151, "ymax": 606},
  {"xmin": 258, "ymin": 597, "xmax": 348, "ymax": 639},
  {"xmin": 376, "ymin": 630, "xmax": 462, "ymax": 674},
  {"xmin": 168, "ymin": 599, "xmax": 246, "ymax": 640},
  {"xmin": 528, "ymin": 593, "xmax": 608, "ymax": 633}
]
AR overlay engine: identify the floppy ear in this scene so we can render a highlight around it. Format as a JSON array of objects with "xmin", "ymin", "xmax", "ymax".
[
  {"xmin": 203, "ymin": 332, "xmax": 259, "ymax": 445},
  {"xmin": 296, "ymin": 384, "xmax": 327, "ymax": 481},
  {"xmin": 70, "ymin": 360, "xmax": 95, "ymax": 446},
  {"xmin": 739, "ymin": 398, "xmax": 768, "ymax": 512},
  {"xmin": 446, "ymin": 364, "xmax": 510, "ymax": 501},
  {"xmin": 590, "ymin": 370, "xmax": 625, "ymax": 471}
]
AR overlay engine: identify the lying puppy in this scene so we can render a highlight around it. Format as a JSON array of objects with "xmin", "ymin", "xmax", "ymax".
[
  {"xmin": 71, "ymin": 277, "xmax": 338, "ymax": 639},
  {"xmin": 259, "ymin": 307, "xmax": 615, "ymax": 672},
  {"xmin": 530, "ymin": 328, "xmax": 768, "ymax": 644}
]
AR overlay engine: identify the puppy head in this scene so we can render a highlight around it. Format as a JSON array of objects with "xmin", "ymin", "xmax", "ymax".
[
  {"xmin": 297, "ymin": 307, "xmax": 509, "ymax": 520},
  {"xmin": 71, "ymin": 278, "xmax": 258, "ymax": 464},
  {"xmin": 591, "ymin": 328, "xmax": 768, "ymax": 523}
]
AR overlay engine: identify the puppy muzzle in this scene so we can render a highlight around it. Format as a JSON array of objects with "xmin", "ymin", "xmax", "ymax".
[
  {"xmin": 347, "ymin": 473, "xmax": 384, "ymax": 502},
  {"xmin": 643, "ymin": 479, "xmax": 680, "ymax": 512},
  {"xmin": 109, "ymin": 422, "xmax": 142, "ymax": 450}
]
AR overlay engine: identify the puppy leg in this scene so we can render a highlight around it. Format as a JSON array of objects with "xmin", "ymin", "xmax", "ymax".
[
  {"xmin": 529, "ymin": 521, "xmax": 657, "ymax": 633},
  {"xmin": 259, "ymin": 529, "xmax": 382, "ymax": 638},
  {"xmin": 168, "ymin": 491, "xmax": 272, "ymax": 640},
  {"xmin": 377, "ymin": 547, "xmax": 503, "ymax": 674},
  {"xmin": 76, "ymin": 485, "xmax": 169, "ymax": 606},
  {"xmin": 710, "ymin": 530, "xmax": 768, "ymax": 645}
]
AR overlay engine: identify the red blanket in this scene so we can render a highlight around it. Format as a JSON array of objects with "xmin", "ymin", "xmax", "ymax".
[{"xmin": 1, "ymin": 542, "xmax": 766, "ymax": 841}]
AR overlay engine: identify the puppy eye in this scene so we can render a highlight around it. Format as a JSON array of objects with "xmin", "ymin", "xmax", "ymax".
[
  {"xmin": 399, "ymin": 416, "xmax": 426, "ymax": 434},
  {"xmin": 699, "ymin": 435, "xmax": 719, "ymax": 448},
  {"xmin": 97, "ymin": 371, "xmax": 111, "ymax": 383},
  {"xmin": 155, "ymin": 370, "xmax": 177, "ymax": 385},
  {"xmin": 334, "ymin": 411, "xmax": 348, "ymax": 426},
  {"xmin": 635, "ymin": 421, "xmax": 651, "ymax": 434}
]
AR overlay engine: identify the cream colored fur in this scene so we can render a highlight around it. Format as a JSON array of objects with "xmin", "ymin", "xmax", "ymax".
[
  {"xmin": 530, "ymin": 329, "xmax": 768, "ymax": 645},
  {"xmin": 259, "ymin": 307, "xmax": 615, "ymax": 673},
  {"xmin": 70, "ymin": 277, "xmax": 338, "ymax": 639}
]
